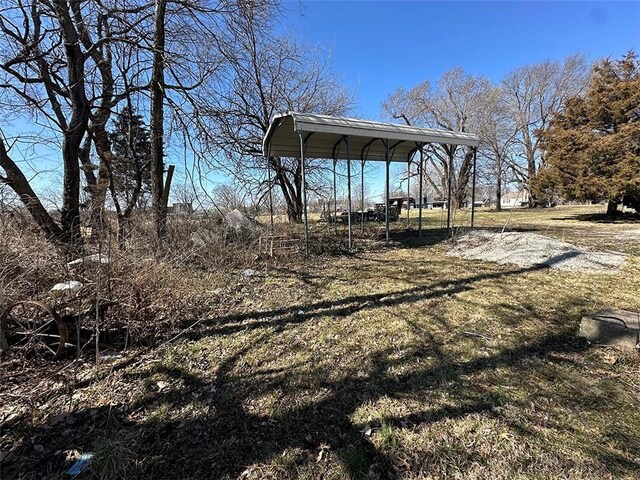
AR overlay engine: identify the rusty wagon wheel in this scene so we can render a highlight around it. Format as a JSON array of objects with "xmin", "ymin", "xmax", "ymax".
[{"xmin": 0, "ymin": 301, "xmax": 68, "ymax": 360}]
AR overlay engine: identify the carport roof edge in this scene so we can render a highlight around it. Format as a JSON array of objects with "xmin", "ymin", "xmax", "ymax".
[{"xmin": 262, "ymin": 111, "xmax": 480, "ymax": 162}]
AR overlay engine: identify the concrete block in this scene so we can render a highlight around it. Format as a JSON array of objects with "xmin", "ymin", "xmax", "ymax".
[{"xmin": 579, "ymin": 309, "xmax": 640, "ymax": 350}]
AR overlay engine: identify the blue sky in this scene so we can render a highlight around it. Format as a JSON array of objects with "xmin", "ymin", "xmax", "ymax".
[
  {"xmin": 276, "ymin": 1, "xmax": 640, "ymax": 198},
  {"xmin": 3, "ymin": 1, "xmax": 639, "ymax": 204},
  {"xmin": 282, "ymin": 1, "xmax": 640, "ymax": 119}
]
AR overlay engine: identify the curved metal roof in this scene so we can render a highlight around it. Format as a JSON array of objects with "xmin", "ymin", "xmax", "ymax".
[{"xmin": 263, "ymin": 111, "xmax": 480, "ymax": 162}]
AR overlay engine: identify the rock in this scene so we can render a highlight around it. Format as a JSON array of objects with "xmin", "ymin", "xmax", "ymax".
[
  {"xmin": 67, "ymin": 253, "xmax": 110, "ymax": 268},
  {"xmin": 224, "ymin": 209, "xmax": 261, "ymax": 232},
  {"xmin": 579, "ymin": 309, "xmax": 640, "ymax": 350},
  {"xmin": 360, "ymin": 424, "xmax": 373, "ymax": 436},
  {"xmin": 49, "ymin": 280, "xmax": 83, "ymax": 298}
]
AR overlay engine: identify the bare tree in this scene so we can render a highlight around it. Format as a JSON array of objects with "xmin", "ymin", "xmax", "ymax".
[
  {"xmin": 502, "ymin": 55, "xmax": 588, "ymax": 205},
  {"xmin": 0, "ymin": 0, "xmax": 97, "ymax": 246},
  {"xmin": 0, "ymin": 0, "xmax": 156, "ymax": 246},
  {"xmin": 211, "ymin": 183, "xmax": 246, "ymax": 212},
  {"xmin": 382, "ymin": 69, "xmax": 491, "ymax": 208},
  {"xmin": 195, "ymin": 3, "xmax": 352, "ymax": 223},
  {"xmin": 149, "ymin": 0, "xmax": 167, "ymax": 244},
  {"xmin": 476, "ymin": 85, "xmax": 519, "ymax": 210},
  {"xmin": 0, "ymin": 0, "xmax": 261, "ymax": 248}
]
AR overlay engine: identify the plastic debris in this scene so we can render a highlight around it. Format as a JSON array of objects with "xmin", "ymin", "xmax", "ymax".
[
  {"xmin": 241, "ymin": 269, "xmax": 255, "ymax": 279},
  {"xmin": 50, "ymin": 281, "xmax": 83, "ymax": 298},
  {"xmin": 67, "ymin": 253, "xmax": 110, "ymax": 268},
  {"xmin": 156, "ymin": 380, "xmax": 170, "ymax": 391},
  {"xmin": 65, "ymin": 452, "xmax": 95, "ymax": 475}
]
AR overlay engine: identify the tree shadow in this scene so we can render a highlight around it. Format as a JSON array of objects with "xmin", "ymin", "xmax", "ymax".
[
  {"xmin": 551, "ymin": 212, "xmax": 640, "ymax": 224},
  {"xmin": 3, "ymin": 253, "xmax": 638, "ymax": 479},
  {"xmin": 186, "ymin": 263, "xmax": 544, "ymax": 339}
]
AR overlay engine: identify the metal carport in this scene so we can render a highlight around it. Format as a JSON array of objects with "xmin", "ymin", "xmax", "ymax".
[{"xmin": 262, "ymin": 111, "xmax": 481, "ymax": 253}]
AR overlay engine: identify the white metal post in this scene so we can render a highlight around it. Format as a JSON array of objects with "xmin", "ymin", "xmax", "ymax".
[
  {"xmin": 418, "ymin": 145, "xmax": 424, "ymax": 240},
  {"xmin": 332, "ymin": 158, "xmax": 337, "ymax": 234},
  {"xmin": 471, "ymin": 146, "xmax": 477, "ymax": 228},
  {"xmin": 346, "ymin": 136, "xmax": 352, "ymax": 249},
  {"xmin": 385, "ymin": 139, "xmax": 390, "ymax": 244},
  {"xmin": 266, "ymin": 143, "xmax": 274, "ymax": 229},
  {"xmin": 446, "ymin": 150, "xmax": 452, "ymax": 231},
  {"xmin": 361, "ymin": 159, "xmax": 365, "ymax": 234},
  {"xmin": 298, "ymin": 132, "xmax": 309, "ymax": 254},
  {"xmin": 407, "ymin": 158, "xmax": 410, "ymax": 228}
]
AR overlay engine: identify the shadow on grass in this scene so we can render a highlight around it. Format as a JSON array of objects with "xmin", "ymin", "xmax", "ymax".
[
  {"xmin": 551, "ymin": 212, "xmax": 640, "ymax": 224},
  {"xmin": 187, "ymin": 262, "xmax": 544, "ymax": 339},
  {"xmin": 3, "ymin": 253, "xmax": 638, "ymax": 479}
]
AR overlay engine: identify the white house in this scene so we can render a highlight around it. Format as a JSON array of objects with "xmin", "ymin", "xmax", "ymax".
[{"xmin": 500, "ymin": 191, "xmax": 529, "ymax": 208}]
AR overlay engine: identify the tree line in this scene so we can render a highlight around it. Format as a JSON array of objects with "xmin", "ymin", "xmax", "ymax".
[
  {"xmin": 0, "ymin": 0, "xmax": 637, "ymax": 253},
  {"xmin": 381, "ymin": 51, "xmax": 639, "ymax": 215},
  {"xmin": 0, "ymin": 0, "xmax": 349, "ymax": 250}
]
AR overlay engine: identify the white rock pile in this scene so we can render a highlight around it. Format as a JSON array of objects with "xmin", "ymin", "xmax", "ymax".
[{"xmin": 447, "ymin": 231, "xmax": 625, "ymax": 273}]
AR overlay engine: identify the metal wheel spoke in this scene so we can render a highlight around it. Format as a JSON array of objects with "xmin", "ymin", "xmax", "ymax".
[
  {"xmin": 11, "ymin": 318, "xmax": 31, "ymax": 334},
  {"xmin": 1, "ymin": 301, "xmax": 65, "ymax": 360},
  {"xmin": 33, "ymin": 337, "xmax": 56, "ymax": 355},
  {"xmin": 31, "ymin": 319, "xmax": 55, "ymax": 336}
]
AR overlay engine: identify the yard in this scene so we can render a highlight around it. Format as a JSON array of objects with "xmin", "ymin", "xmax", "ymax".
[{"xmin": 2, "ymin": 205, "xmax": 639, "ymax": 479}]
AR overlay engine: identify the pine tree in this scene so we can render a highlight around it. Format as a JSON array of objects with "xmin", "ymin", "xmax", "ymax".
[
  {"xmin": 536, "ymin": 51, "xmax": 640, "ymax": 214},
  {"xmin": 108, "ymin": 106, "xmax": 151, "ymax": 208}
]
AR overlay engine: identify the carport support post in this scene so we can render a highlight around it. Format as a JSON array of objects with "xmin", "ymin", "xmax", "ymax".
[
  {"xmin": 332, "ymin": 158, "xmax": 337, "ymax": 234},
  {"xmin": 471, "ymin": 146, "xmax": 477, "ymax": 228},
  {"xmin": 346, "ymin": 135, "xmax": 352, "ymax": 249},
  {"xmin": 418, "ymin": 145, "xmax": 424, "ymax": 240},
  {"xmin": 446, "ymin": 151, "xmax": 453, "ymax": 232},
  {"xmin": 406, "ymin": 158, "xmax": 410, "ymax": 228},
  {"xmin": 298, "ymin": 131, "xmax": 309, "ymax": 255},
  {"xmin": 385, "ymin": 139, "xmax": 390, "ymax": 244},
  {"xmin": 266, "ymin": 144, "xmax": 274, "ymax": 229},
  {"xmin": 361, "ymin": 159, "xmax": 365, "ymax": 233}
]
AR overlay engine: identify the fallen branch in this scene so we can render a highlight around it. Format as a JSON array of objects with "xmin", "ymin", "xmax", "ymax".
[{"xmin": 462, "ymin": 331, "xmax": 492, "ymax": 342}]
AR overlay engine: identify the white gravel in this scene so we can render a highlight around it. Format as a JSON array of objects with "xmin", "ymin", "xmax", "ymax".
[{"xmin": 447, "ymin": 231, "xmax": 625, "ymax": 273}]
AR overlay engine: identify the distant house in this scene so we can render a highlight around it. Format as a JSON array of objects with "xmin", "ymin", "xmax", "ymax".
[
  {"xmin": 500, "ymin": 191, "xmax": 529, "ymax": 208},
  {"xmin": 168, "ymin": 202, "xmax": 193, "ymax": 214}
]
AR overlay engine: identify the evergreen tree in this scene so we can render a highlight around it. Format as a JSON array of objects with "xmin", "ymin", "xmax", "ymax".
[
  {"xmin": 108, "ymin": 106, "xmax": 152, "ymax": 208},
  {"xmin": 536, "ymin": 52, "xmax": 640, "ymax": 214}
]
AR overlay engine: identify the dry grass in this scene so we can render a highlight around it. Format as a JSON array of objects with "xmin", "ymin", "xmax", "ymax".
[{"xmin": 1, "ymin": 205, "xmax": 639, "ymax": 479}]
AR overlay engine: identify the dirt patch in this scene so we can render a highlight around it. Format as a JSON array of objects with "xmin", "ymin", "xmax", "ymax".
[{"xmin": 448, "ymin": 231, "xmax": 626, "ymax": 273}]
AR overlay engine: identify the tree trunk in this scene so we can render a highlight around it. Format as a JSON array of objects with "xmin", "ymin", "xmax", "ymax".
[
  {"xmin": 606, "ymin": 200, "xmax": 619, "ymax": 216},
  {"xmin": 90, "ymin": 124, "xmax": 116, "ymax": 244},
  {"xmin": 454, "ymin": 149, "xmax": 474, "ymax": 209},
  {"xmin": 0, "ymin": 139, "xmax": 64, "ymax": 242},
  {"xmin": 0, "ymin": 1, "xmax": 88, "ymax": 248},
  {"xmin": 54, "ymin": 0, "xmax": 90, "ymax": 246},
  {"xmin": 271, "ymin": 157, "xmax": 303, "ymax": 224},
  {"xmin": 496, "ymin": 173, "xmax": 502, "ymax": 211},
  {"xmin": 78, "ymin": 136, "xmax": 106, "ymax": 242},
  {"xmin": 117, "ymin": 215, "xmax": 129, "ymax": 250},
  {"xmin": 150, "ymin": 0, "xmax": 167, "ymax": 246}
]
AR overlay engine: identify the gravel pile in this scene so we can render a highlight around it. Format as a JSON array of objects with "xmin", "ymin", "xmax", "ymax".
[{"xmin": 447, "ymin": 231, "xmax": 625, "ymax": 273}]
